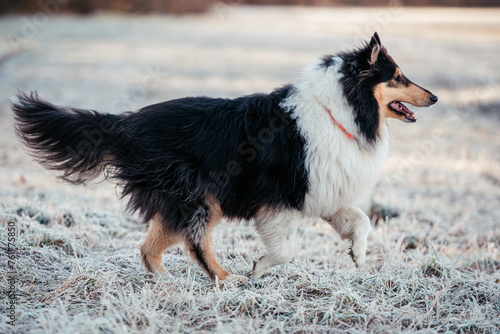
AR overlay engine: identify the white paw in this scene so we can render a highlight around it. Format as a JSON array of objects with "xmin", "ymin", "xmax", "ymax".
[
  {"xmin": 225, "ymin": 274, "xmax": 249, "ymax": 284},
  {"xmin": 350, "ymin": 240, "xmax": 367, "ymax": 267},
  {"xmin": 150, "ymin": 264, "xmax": 168, "ymax": 275},
  {"xmin": 251, "ymin": 258, "xmax": 270, "ymax": 279},
  {"xmin": 251, "ymin": 270, "xmax": 264, "ymax": 279},
  {"xmin": 352, "ymin": 251, "xmax": 366, "ymax": 267}
]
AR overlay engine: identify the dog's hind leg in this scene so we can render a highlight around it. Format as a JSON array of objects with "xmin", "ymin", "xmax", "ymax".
[
  {"xmin": 324, "ymin": 206, "xmax": 371, "ymax": 267},
  {"xmin": 251, "ymin": 210, "xmax": 301, "ymax": 279},
  {"xmin": 184, "ymin": 197, "xmax": 249, "ymax": 284},
  {"xmin": 141, "ymin": 215, "xmax": 182, "ymax": 274},
  {"xmin": 185, "ymin": 233, "xmax": 248, "ymax": 284}
]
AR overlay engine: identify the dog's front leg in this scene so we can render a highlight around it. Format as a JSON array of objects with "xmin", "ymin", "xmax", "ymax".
[
  {"xmin": 323, "ymin": 206, "xmax": 371, "ymax": 267},
  {"xmin": 251, "ymin": 210, "xmax": 301, "ymax": 279}
]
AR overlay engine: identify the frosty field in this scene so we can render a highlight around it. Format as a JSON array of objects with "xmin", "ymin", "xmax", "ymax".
[{"xmin": 0, "ymin": 6, "xmax": 499, "ymax": 333}]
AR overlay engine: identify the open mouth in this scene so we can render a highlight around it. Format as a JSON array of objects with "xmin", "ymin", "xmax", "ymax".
[{"xmin": 389, "ymin": 101, "xmax": 416, "ymax": 122}]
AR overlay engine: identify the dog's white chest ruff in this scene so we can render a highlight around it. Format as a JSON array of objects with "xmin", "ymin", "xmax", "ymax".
[
  {"xmin": 302, "ymin": 127, "xmax": 390, "ymax": 217},
  {"xmin": 283, "ymin": 58, "xmax": 390, "ymax": 218}
]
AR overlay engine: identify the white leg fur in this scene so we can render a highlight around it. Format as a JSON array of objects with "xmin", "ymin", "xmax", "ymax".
[
  {"xmin": 324, "ymin": 206, "xmax": 371, "ymax": 267},
  {"xmin": 252, "ymin": 210, "xmax": 301, "ymax": 279}
]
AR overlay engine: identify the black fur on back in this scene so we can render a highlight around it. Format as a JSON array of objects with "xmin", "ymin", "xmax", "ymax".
[
  {"xmin": 12, "ymin": 87, "xmax": 309, "ymax": 243},
  {"xmin": 333, "ymin": 35, "xmax": 398, "ymax": 144}
]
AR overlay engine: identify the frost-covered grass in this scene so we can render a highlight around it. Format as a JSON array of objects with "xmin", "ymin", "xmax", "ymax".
[
  {"xmin": 1, "ymin": 6, "xmax": 500, "ymax": 333},
  {"xmin": 1, "ymin": 193, "xmax": 499, "ymax": 333}
]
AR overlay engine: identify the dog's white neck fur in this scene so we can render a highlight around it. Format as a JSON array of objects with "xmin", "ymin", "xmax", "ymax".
[{"xmin": 282, "ymin": 56, "xmax": 391, "ymax": 218}]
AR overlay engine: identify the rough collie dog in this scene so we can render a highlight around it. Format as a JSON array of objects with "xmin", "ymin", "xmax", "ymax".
[{"xmin": 12, "ymin": 33, "xmax": 437, "ymax": 283}]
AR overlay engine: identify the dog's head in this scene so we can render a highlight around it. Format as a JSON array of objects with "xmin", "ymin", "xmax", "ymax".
[
  {"xmin": 326, "ymin": 33, "xmax": 439, "ymax": 143},
  {"xmin": 365, "ymin": 33, "xmax": 437, "ymax": 123},
  {"xmin": 346, "ymin": 32, "xmax": 438, "ymax": 124}
]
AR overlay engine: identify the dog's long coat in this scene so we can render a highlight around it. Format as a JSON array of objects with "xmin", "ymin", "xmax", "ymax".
[{"xmin": 12, "ymin": 33, "xmax": 437, "ymax": 282}]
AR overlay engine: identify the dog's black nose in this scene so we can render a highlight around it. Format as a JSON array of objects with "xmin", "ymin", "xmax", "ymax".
[{"xmin": 430, "ymin": 95, "xmax": 438, "ymax": 104}]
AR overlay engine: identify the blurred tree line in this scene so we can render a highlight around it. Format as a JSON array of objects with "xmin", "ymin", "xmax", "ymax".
[{"xmin": 0, "ymin": 0, "xmax": 498, "ymax": 14}]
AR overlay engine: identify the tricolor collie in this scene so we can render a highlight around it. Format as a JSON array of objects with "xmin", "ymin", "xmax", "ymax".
[{"xmin": 12, "ymin": 33, "xmax": 437, "ymax": 283}]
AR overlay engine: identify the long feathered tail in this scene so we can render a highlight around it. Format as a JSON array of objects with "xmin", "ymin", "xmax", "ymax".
[{"xmin": 12, "ymin": 92, "xmax": 124, "ymax": 184}]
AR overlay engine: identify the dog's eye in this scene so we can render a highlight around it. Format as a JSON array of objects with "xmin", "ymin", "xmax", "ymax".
[{"xmin": 394, "ymin": 75, "xmax": 401, "ymax": 81}]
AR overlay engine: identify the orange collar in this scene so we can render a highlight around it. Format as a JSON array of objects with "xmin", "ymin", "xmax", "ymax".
[{"xmin": 323, "ymin": 106, "xmax": 356, "ymax": 140}]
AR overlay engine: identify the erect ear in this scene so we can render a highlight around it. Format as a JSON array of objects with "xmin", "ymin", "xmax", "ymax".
[{"xmin": 368, "ymin": 32, "xmax": 381, "ymax": 66}]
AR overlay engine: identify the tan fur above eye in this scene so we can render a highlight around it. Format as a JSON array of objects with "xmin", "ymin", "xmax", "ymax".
[{"xmin": 393, "ymin": 68, "xmax": 402, "ymax": 81}]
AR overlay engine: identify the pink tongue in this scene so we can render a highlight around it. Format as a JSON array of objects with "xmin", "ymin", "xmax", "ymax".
[{"xmin": 390, "ymin": 102, "xmax": 415, "ymax": 120}]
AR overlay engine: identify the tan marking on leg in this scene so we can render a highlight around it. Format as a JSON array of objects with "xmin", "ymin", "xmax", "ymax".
[
  {"xmin": 206, "ymin": 194, "xmax": 223, "ymax": 227},
  {"xmin": 141, "ymin": 215, "xmax": 181, "ymax": 274},
  {"xmin": 186, "ymin": 233, "xmax": 230, "ymax": 281},
  {"xmin": 185, "ymin": 195, "xmax": 228, "ymax": 280},
  {"xmin": 186, "ymin": 195, "xmax": 248, "ymax": 283}
]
